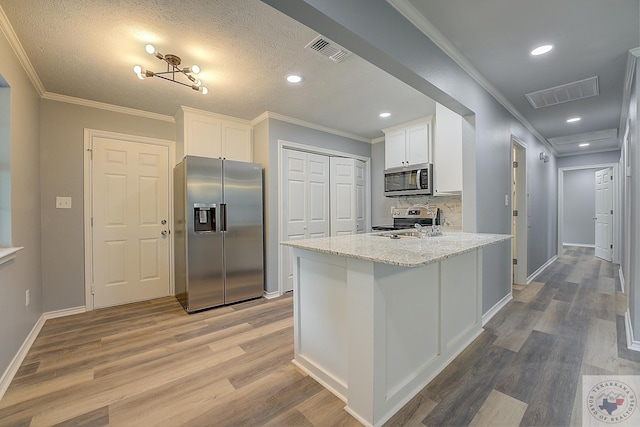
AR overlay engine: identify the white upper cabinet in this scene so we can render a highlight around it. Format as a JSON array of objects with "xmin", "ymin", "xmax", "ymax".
[
  {"xmin": 383, "ymin": 117, "xmax": 432, "ymax": 169},
  {"xmin": 433, "ymin": 103, "xmax": 463, "ymax": 195},
  {"xmin": 175, "ymin": 107, "xmax": 252, "ymax": 163}
]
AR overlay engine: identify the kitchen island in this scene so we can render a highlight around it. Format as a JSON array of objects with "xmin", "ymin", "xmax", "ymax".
[{"xmin": 281, "ymin": 230, "xmax": 511, "ymax": 427}]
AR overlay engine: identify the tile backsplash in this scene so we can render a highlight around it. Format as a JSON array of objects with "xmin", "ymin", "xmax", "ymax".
[{"xmin": 391, "ymin": 194, "xmax": 462, "ymax": 231}]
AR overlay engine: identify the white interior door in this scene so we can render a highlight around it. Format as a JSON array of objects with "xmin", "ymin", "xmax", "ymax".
[
  {"xmin": 595, "ymin": 167, "xmax": 613, "ymax": 261},
  {"xmin": 92, "ymin": 136, "xmax": 170, "ymax": 308},
  {"xmin": 355, "ymin": 159, "xmax": 366, "ymax": 234},
  {"xmin": 331, "ymin": 158, "xmax": 356, "ymax": 236},
  {"xmin": 282, "ymin": 149, "xmax": 329, "ymax": 292}
]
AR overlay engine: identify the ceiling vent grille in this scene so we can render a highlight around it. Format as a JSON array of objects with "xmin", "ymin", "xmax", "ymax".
[
  {"xmin": 525, "ymin": 76, "xmax": 599, "ymax": 109},
  {"xmin": 305, "ymin": 35, "xmax": 351, "ymax": 63}
]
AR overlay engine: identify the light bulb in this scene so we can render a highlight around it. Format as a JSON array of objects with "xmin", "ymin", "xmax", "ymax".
[
  {"xmin": 201, "ymin": 87, "xmax": 208, "ymax": 95},
  {"xmin": 195, "ymin": 79, "xmax": 202, "ymax": 87},
  {"xmin": 191, "ymin": 64, "xmax": 200, "ymax": 74},
  {"xmin": 137, "ymin": 72, "xmax": 146, "ymax": 80},
  {"xmin": 145, "ymin": 44, "xmax": 156, "ymax": 55},
  {"xmin": 133, "ymin": 65, "xmax": 142, "ymax": 74}
]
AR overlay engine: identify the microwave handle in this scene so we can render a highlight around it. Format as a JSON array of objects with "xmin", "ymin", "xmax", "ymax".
[{"xmin": 416, "ymin": 169, "xmax": 422, "ymax": 190}]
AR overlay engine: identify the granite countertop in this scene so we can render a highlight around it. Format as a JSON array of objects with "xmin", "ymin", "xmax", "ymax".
[{"xmin": 281, "ymin": 230, "xmax": 512, "ymax": 267}]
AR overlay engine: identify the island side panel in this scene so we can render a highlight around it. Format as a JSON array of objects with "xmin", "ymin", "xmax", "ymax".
[
  {"xmin": 292, "ymin": 248, "xmax": 349, "ymax": 399},
  {"xmin": 441, "ymin": 249, "xmax": 482, "ymax": 354}
]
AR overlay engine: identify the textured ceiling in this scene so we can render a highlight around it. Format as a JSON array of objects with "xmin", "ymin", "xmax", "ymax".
[
  {"xmin": 406, "ymin": 0, "xmax": 639, "ymax": 156},
  {"xmin": 0, "ymin": 0, "xmax": 435, "ymax": 140}
]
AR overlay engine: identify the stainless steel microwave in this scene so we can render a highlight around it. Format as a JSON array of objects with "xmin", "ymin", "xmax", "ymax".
[{"xmin": 384, "ymin": 163, "xmax": 432, "ymax": 197}]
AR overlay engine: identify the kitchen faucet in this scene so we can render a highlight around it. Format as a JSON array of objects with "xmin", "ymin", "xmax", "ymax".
[{"xmin": 410, "ymin": 204, "xmax": 442, "ymax": 237}]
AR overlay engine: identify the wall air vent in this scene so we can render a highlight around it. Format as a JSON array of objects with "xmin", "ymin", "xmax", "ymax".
[
  {"xmin": 525, "ymin": 76, "xmax": 599, "ymax": 109},
  {"xmin": 305, "ymin": 35, "xmax": 351, "ymax": 63}
]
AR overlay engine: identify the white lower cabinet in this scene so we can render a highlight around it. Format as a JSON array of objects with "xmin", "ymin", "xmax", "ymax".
[{"xmin": 175, "ymin": 106, "xmax": 252, "ymax": 162}]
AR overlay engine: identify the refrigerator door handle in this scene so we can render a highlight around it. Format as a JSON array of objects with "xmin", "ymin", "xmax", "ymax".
[{"xmin": 221, "ymin": 203, "xmax": 228, "ymax": 232}]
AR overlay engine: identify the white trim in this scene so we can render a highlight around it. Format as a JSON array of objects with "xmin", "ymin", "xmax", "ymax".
[
  {"xmin": 510, "ymin": 136, "xmax": 527, "ymax": 286},
  {"xmin": 0, "ymin": 305, "xmax": 86, "ymax": 401},
  {"xmin": 277, "ymin": 140, "xmax": 372, "ymax": 297},
  {"xmin": 84, "ymin": 129, "xmax": 175, "ymax": 311},
  {"xmin": 43, "ymin": 92, "xmax": 174, "ymax": 123},
  {"xmin": 619, "ymin": 265, "xmax": 625, "ymax": 294},
  {"xmin": 386, "ymin": 0, "xmax": 555, "ymax": 156},
  {"xmin": 0, "ymin": 247, "xmax": 22, "ymax": 266},
  {"xmin": 527, "ymin": 255, "xmax": 557, "ymax": 284},
  {"xmin": 263, "ymin": 290, "xmax": 280, "ymax": 300},
  {"xmin": 178, "ymin": 105, "xmax": 252, "ymax": 125},
  {"xmin": 557, "ymin": 163, "xmax": 620, "ymax": 262},
  {"xmin": 625, "ymin": 311, "xmax": 640, "ymax": 352},
  {"xmin": 482, "ymin": 292, "xmax": 512, "ymax": 326},
  {"xmin": 563, "ymin": 243, "xmax": 596, "ymax": 248},
  {"xmin": 251, "ymin": 111, "xmax": 372, "ymax": 144},
  {"xmin": 619, "ymin": 49, "xmax": 639, "ymax": 137},
  {"xmin": 0, "ymin": 6, "xmax": 45, "ymax": 96}
]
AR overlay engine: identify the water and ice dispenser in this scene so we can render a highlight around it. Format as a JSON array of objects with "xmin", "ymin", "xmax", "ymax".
[{"xmin": 193, "ymin": 203, "xmax": 216, "ymax": 232}]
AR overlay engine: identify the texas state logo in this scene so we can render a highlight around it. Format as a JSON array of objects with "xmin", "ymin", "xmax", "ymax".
[{"xmin": 583, "ymin": 376, "xmax": 638, "ymax": 426}]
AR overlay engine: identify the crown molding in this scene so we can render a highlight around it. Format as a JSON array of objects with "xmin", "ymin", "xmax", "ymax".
[
  {"xmin": 251, "ymin": 111, "xmax": 372, "ymax": 144},
  {"xmin": 177, "ymin": 105, "xmax": 252, "ymax": 125},
  {"xmin": 619, "ymin": 48, "xmax": 639, "ymax": 140},
  {"xmin": 42, "ymin": 92, "xmax": 174, "ymax": 122},
  {"xmin": 386, "ymin": 0, "xmax": 557, "ymax": 156},
  {"xmin": 0, "ymin": 5, "xmax": 45, "ymax": 96}
]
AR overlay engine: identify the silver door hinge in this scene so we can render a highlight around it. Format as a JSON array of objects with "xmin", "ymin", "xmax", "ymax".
[
  {"xmin": 610, "ymin": 210, "xmax": 613, "ymax": 214},
  {"xmin": 610, "ymin": 244, "xmax": 613, "ymax": 249},
  {"xmin": 91, "ymin": 217, "xmax": 93, "ymax": 227},
  {"xmin": 87, "ymin": 148, "xmax": 93, "ymax": 160},
  {"xmin": 513, "ymin": 210, "xmax": 518, "ymax": 217},
  {"xmin": 513, "ymin": 161, "xmax": 518, "ymax": 168},
  {"xmin": 513, "ymin": 258, "xmax": 518, "ymax": 265}
]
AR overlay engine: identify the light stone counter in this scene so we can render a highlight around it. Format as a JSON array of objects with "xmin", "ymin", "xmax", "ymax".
[{"xmin": 281, "ymin": 230, "xmax": 511, "ymax": 267}]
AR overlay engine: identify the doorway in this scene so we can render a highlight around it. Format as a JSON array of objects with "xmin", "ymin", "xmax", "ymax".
[
  {"xmin": 84, "ymin": 129, "xmax": 174, "ymax": 310},
  {"xmin": 511, "ymin": 137, "xmax": 527, "ymax": 285}
]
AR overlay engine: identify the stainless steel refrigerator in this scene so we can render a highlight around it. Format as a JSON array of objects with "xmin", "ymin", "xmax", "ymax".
[{"xmin": 174, "ymin": 156, "xmax": 264, "ymax": 312}]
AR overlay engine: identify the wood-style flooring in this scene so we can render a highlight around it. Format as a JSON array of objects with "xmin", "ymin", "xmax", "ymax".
[{"xmin": 1, "ymin": 246, "xmax": 638, "ymax": 426}]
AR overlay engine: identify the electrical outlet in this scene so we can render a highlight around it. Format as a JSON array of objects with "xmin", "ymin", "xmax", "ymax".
[
  {"xmin": 26, "ymin": 289, "xmax": 30, "ymax": 306},
  {"xmin": 56, "ymin": 196, "xmax": 72, "ymax": 209}
]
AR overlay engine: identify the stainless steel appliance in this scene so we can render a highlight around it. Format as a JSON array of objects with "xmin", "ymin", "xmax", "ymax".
[
  {"xmin": 174, "ymin": 156, "xmax": 264, "ymax": 313},
  {"xmin": 384, "ymin": 163, "xmax": 432, "ymax": 196},
  {"xmin": 371, "ymin": 206, "xmax": 441, "ymax": 231}
]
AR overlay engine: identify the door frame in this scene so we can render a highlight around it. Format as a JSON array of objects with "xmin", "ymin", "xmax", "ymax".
[
  {"xmin": 83, "ymin": 128, "xmax": 175, "ymax": 311},
  {"xmin": 557, "ymin": 162, "xmax": 619, "ymax": 263},
  {"xmin": 510, "ymin": 136, "xmax": 527, "ymax": 285},
  {"xmin": 277, "ymin": 139, "xmax": 371, "ymax": 296}
]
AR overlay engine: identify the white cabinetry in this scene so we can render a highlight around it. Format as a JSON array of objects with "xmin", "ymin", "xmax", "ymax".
[
  {"xmin": 175, "ymin": 107, "xmax": 252, "ymax": 163},
  {"xmin": 383, "ymin": 117, "xmax": 432, "ymax": 169},
  {"xmin": 433, "ymin": 103, "xmax": 463, "ymax": 195}
]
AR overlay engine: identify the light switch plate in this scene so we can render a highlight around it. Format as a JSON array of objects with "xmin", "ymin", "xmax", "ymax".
[{"xmin": 56, "ymin": 196, "xmax": 72, "ymax": 209}]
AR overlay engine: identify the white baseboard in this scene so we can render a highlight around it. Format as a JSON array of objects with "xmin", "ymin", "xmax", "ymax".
[
  {"xmin": 625, "ymin": 310, "xmax": 640, "ymax": 352},
  {"xmin": 482, "ymin": 292, "xmax": 512, "ymax": 326},
  {"xmin": 263, "ymin": 290, "xmax": 281, "ymax": 299},
  {"xmin": 562, "ymin": 243, "xmax": 595, "ymax": 248},
  {"xmin": 0, "ymin": 305, "xmax": 86, "ymax": 401},
  {"xmin": 619, "ymin": 266, "xmax": 626, "ymax": 294},
  {"xmin": 527, "ymin": 255, "xmax": 558, "ymax": 284}
]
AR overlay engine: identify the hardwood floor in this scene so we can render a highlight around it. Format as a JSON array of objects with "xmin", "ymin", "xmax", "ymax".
[{"xmin": 1, "ymin": 246, "xmax": 637, "ymax": 426}]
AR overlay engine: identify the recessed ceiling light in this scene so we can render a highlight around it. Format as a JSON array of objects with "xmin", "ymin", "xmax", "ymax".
[
  {"xmin": 286, "ymin": 74, "xmax": 303, "ymax": 83},
  {"xmin": 579, "ymin": 143, "xmax": 590, "ymax": 147},
  {"xmin": 531, "ymin": 44, "xmax": 553, "ymax": 56},
  {"xmin": 567, "ymin": 117, "xmax": 581, "ymax": 123},
  {"xmin": 379, "ymin": 112, "xmax": 391, "ymax": 118}
]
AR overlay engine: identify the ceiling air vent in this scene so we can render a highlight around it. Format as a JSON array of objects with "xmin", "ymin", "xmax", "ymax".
[
  {"xmin": 305, "ymin": 35, "xmax": 351, "ymax": 63},
  {"xmin": 525, "ymin": 76, "xmax": 599, "ymax": 109}
]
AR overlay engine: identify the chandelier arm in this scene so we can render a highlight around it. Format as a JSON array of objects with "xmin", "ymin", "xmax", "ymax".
[{"xmin": 153, "ymin": 74, "xmax": 193, "ymax": 88}]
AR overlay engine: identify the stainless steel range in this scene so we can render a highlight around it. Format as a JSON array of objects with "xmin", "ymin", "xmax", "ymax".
[{"xmin": 372, "ymin": 206, "xmax": 441, "ymax": 231}]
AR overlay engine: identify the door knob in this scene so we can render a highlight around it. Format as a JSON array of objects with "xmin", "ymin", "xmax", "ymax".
[
  {"xmin": 161, "ymin": 219, "xmax": 167, "ymax": 225},
  {"xmin": 161, "ymin": 230, "xmax": 167, "ymax": 236}
]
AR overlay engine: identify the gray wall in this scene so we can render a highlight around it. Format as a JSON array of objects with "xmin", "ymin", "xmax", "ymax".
[
  {"xmin": 562, "ymin": 169, "xmax": 597, "ymax": 246},
  {"xmin": 557, "ymin": 150, "xmax": 621, "ymax": 169},
  {"xmin": 263, "ymin": 0, "xmax": 557, "ymax": 313},
  {"xmin": 256, "ymin": 117, "xmax": 371, "ymax": 294},
  {"xmin": 39, "ymin": 100, "xmax": 175, "ymax": 311},
  {"xmin": 0, "ymin": 31, "xmax": 43, "ymax": 379}
]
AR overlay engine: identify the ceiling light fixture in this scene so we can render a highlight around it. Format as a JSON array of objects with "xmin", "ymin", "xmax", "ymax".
[
  {"xmin": 579, "ymin": 143, "xmax": 590, "ymax": 147},
  {"xmin": 379, "ymin": 112, "xmax": 391, "ymax": 118},
  {"xmin": 567, "ymin": 117, "xmax": 581, "ymax": 123},
  {"xmin": 531, "ymin": 44, "xmax": 553, "ymax": 56},
  {"xmin": 134, "ymin": 44, "xmax": 208, "ymax": 94},
  {"xmin": 286, "ymin": 74, "xmax": 303, "ymax": 83}
]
